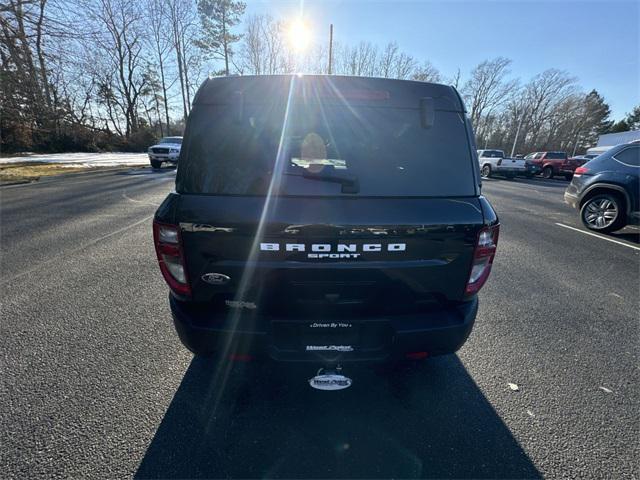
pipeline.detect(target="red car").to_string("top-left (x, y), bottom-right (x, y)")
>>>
top-left (524, 151), bottom-right (581, 180)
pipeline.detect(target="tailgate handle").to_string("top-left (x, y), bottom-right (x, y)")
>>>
top-left (420, 97), bottom-right (435, 129)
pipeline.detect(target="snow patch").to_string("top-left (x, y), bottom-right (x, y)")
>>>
top-left (0, 152), bottom-right (149, 167)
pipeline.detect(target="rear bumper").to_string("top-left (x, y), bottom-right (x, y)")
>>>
top-left (170, 295), bottom-right (478, 363)
top-left (564, 191), bottom-right (579, 209)
top-left (496, 167), bottom-right (525, 175)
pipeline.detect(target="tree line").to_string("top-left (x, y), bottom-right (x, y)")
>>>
top-left (1, 0), bottom-right (638, 154)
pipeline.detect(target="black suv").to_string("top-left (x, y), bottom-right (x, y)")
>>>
top-left (153, 75), bottom-right (499, 374)
top-left (565, 143), bottom-right (639, 233)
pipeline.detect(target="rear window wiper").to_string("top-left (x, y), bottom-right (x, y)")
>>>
top-left (286, 164), bottom-right (360, 194)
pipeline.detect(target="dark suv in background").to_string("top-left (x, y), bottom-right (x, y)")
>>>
top-left (153, 75), bottom-right (499, 382)
top-left (564, 143), bottom-right (639, 233)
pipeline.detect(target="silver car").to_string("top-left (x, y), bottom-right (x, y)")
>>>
top-left (148, 136), bottom-right (183, 169)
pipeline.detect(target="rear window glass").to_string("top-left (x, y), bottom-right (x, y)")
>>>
top-left (177, 101), bottom-right (476, 197)
top-left (546, 152), bottom-right (567, 159)
top-left (482, 150), bottom-right (504, 158)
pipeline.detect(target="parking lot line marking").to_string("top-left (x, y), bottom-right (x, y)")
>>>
top-left (555, 223), bottom-right (640, 251)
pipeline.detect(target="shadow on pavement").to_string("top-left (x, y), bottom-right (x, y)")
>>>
top-left (508, 177), bottom-right (569, 188)
top-left (119, 166), bottom-right (177, 176)
top-left (135, 355), bottom-right (539, 479)
top-left (609, 230), bottom-right (640, 244)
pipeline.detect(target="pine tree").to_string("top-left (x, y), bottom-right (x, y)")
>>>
top-left (624, 105), bottom-right (640, 130)
top-left (195, 0), bottom-right (246, 76)
top-left (584, 90), bottom-right (613, 134)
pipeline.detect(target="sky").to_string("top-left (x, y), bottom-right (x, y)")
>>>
top-left (244, 0), bottom-right (639, 121)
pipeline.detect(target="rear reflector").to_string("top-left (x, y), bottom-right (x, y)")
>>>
top-left (465, 224), bottom-right (499, 296)
top-left (153, 220), bottom-right (191, 296)
top-left (405, 351), bottom-right (429, 360)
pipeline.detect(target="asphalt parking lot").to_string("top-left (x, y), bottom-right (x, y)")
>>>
top-left (1, 168), bottom-right (638, 479)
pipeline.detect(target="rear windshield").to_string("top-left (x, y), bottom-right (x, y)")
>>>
top-left (546, 151), bottom-right (567, 159)
top-left (482, 150), bottom-right (504, 158)
top-left (177, 97), bottom-right (476, 197)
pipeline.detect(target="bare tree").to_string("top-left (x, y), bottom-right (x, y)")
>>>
top-left (378, 41), bottom-right (400, 78)
top-left (520, 69), bottom-right (578, 150)
top-left (462, 57), bottom-right (518, 129)
top-left (447, 68), bottom-right (462, 89)
top-left (166, 0), bottom-right (200, 121)
top-left (411, 61), bottom-right (441, 83)
top-left (146, 0), bottom-right (173, 132)
top-left (336, 41), bottom-right (378, 76)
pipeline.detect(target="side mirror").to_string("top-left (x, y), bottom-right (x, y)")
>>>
top-left (233, 91), bottom-right (244, 123)
top-left (420, 97), bottom-right (435, 129)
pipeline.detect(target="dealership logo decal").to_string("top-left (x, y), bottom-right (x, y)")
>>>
top-left (260, 242), bottom-right (406, 259)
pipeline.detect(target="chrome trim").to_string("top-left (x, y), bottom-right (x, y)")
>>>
top-left (179, 223), bottom-right (235, 233)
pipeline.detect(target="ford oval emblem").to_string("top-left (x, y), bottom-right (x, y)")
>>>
top-left (309, 373), bottom-right (352, 391)
top-left (201, 273), bottom-right (230, 285)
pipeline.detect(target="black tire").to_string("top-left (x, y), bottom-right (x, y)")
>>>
top-left (481, 164), bottom-right (492, 178)
top-left (506, 174), bottom-right (516, 180)
top-left (542, 166), bottom-right (554, 179)
top-left (525, 173), bottom-right (534, 179)
top-left (564, 174), bottom-right (573, 181)
top-left (151, 160), bottom-right (162, 169)
top-left (580, 193), bottom-right (627, 234)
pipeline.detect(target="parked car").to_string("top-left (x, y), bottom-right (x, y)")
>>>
top-left (148, 136), bottom-right (183, 169)
top-left (523, 159), bottom-right (542, 178)
top-left (477, 149), bottom-right (526, 179)
top-left (153, 75), bottom-right (499, 387)
top-left (525, 151), bottom-right (578, 179)
top-left (564, 143), bottom-right (639, 233)
top-left (571, 154), bottom-right (598, 164)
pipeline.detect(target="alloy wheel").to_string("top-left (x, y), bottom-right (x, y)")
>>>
top-left (583, 197), bottom-right (618, 229)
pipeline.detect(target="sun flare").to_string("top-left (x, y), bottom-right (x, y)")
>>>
top-left (287, 19), bottom-right (312, 52)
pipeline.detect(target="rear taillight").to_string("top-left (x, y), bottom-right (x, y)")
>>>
top-left (574, 166), bottom-right (589, 175)
top-left (153, 220), bottom-right (191, 296)
top-left (465, 225), bottom-right (499, 296)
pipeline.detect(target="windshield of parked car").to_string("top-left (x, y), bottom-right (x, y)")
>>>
top-left (159, 137), bottom-right (182, 144)
top-left (178, 101), bottom-right (476, 197)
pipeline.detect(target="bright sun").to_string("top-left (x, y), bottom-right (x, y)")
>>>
top-left (287, 19), bottom-right (312, 52)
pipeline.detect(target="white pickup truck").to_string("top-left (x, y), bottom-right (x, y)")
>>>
top-left (477, 149), bottom-right (526, 179)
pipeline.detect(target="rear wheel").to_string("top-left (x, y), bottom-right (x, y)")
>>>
top-left (481, 164), bottom-right (492, 178)
top-left (542, 166), bottom-right (554, 179)
top-left (564, 174), bottom-right (573, 181)
top-left (580, 193), bottom-right (626, 233)
top-left (151, 160), bottom-right (162, 169)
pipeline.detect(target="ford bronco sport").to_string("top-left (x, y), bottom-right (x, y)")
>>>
top-left (153, 75), bottom-right (499, 381)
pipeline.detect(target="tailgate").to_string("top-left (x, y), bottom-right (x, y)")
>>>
top-left (171, 194), bottom-right (485, 316)
top-left (501, 159), bottom-right (526, 170)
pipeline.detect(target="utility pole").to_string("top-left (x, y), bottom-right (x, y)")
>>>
top-left (511, 107), bottom-right (524, 157)
top-left (328, 24), bottom-right (333, 74)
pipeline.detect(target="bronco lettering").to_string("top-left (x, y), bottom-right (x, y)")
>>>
top-left (260, 243), bottom-right (406, 253)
